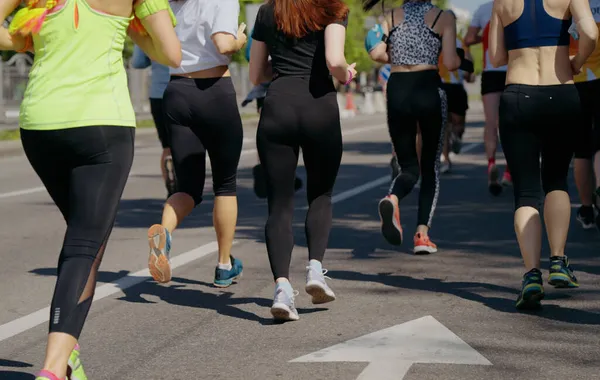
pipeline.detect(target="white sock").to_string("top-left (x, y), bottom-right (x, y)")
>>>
top-left (218, 261), bottom-right (232, 270)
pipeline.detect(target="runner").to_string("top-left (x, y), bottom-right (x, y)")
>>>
top-left (363, 0), bottom-right (468, 254)
top-left (1, 0), bottom-right (179, 378)
top-left (465, 0), bottom-right (511, 196)
top-left (242, 23), bottom-right (303, 199)
top-left (146, 0), bottom-right (246, 288)
top-left (569, 0), bottom-right (600, 230)
top-left (439, 31), bottom-right (475, 173)
top-left (130, 45), bottom-right (177, 197)
top-left (249, 0), bottom-right (354, 321)
top-left (489, 0), bottom-right (596, 309)
top-left (365, 23), bottom-right (400, 179)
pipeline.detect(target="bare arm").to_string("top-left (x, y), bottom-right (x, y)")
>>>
top-left (488, 1), bottom-right (508, 68)
top-left (0, 0), bottom-right (28, 51)
top-left (368, 19), bottom-right (390, 64)
top-left (441, 11), bottom-right (461, 71)
top-left (571, 0), bottom-right (598, 71)
top-left (210, 1), bottom-right (246, 55)
top-left (212, 29), bottom-right (246, 55)
top-left (464, 26), bottom-right (482, 47)
top-left (249, 39), bottom-right (272, 85)
top-left (325, 23), bottom-right (356, 83)
top-left (129, 8), bottom-right (181, 68)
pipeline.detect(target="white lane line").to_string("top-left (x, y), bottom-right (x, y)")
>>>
top-left (0, 124), bottom-right (385, 201)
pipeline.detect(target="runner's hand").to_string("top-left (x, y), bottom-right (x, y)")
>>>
top-left (347, 62), bottom-right (357, 82)
top-left (237, 23), bottom-right (248, 49)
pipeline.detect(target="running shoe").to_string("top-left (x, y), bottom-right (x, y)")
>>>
top-left (378, 195), bottom-right (403, 245)
top-left (147, 224), bottom-right (172, 283)
top-left (450, 132), bottom-right (462, 154)
top-left (548, 255), bottom-right (579, 288)
top-left (67, 344), bottom-right (87, 380)
top-left (440, 160), bottom-right (452, 174)
top-left (164, 155), bottom-right (177, 197)
top-left (36, 371), bottom-right (62, 380)
top-left (413, 232), bottom-right (438, 254)
top-left (516, 268), bottom-right (544, 310)
top-left (390, 156), bottom-right (401, 180)
top-left (576, 206), bottom-right (596, 230)
top-left (271, 286), bottom-right (300, 321)
top-left (252, 164), bottom-right (267, 199)
top-left (213, 256), bottom-right (243, 288)
top-left (501, 168), bottom-right (512, 186)
top-left (488, 161), bottom-right (502, 196)
top-left (305, 266), bottom-right (336, 304)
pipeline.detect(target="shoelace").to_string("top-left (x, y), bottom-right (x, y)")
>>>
top-left (306, 267), bottom-right (332, 281)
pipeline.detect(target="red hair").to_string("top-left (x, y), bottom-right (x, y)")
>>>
top-left (270, 0), bottom-right (349, 38)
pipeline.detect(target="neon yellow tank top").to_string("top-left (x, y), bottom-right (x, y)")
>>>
top-left (20, 0), bottom-right (136, 130)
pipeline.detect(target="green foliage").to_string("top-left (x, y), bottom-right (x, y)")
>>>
top-left (344, 0), bottom-right (372, 72)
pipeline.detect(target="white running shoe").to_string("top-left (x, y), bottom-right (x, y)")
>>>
top-left (305, 266), bottom-right (336, 304)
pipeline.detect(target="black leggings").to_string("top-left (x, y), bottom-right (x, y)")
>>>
top-left (499, 84), bottom-right (579, 210)
top-left (150, 98), bottom-right (169, 149)
top-left (20, 126), bottom-right (134, 339)
top-left (164, 76), bottom-right (243, 205)
top-left (387, 70), bottom-right (447, 228)
top-left (257, 77), bottom-right (342, 280)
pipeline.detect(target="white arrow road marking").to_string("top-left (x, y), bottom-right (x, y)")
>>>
top-left (291, 315), bottom-right (492, 380)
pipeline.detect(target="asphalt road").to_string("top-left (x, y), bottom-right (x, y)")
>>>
top-left (0, 111), bottom-right (599, 380)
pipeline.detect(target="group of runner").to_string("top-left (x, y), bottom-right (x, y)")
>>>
top-left (0, 0), bottom-right (598, 378)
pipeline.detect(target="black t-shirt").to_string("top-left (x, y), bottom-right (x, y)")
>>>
top-left (251, 3), bottom-right (348, 79)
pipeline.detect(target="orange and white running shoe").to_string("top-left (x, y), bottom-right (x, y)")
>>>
top-left (413, 232), bottom-right (438, 254)
top-left (378, 195), bottom-right (403, 245)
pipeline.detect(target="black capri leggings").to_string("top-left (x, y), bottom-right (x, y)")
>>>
top-left (257, 76), bottom-right (342, 280)
top-left (164, 76), bottom-right (243, 205)
top-left (21, 126), bottom-right (134, 339)
top-left (150, 98), bottom-right (169, 149)
top-left (387, 70), bottom-right (447, 228)
top-left (499, 84), bottom-right (580, 210)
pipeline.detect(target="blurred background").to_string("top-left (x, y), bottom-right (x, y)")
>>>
top-left (0, 0), bottom-right (486, 134)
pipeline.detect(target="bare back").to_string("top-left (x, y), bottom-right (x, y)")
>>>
top-left (497, 0), bottom-right (573, 85)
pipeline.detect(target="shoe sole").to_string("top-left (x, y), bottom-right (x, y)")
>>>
top-left (271, 303), bottom-right (299, 321)
top-left (147, 224), bottom-right (172, 284)
top-left (378, 198), bottom-right (403, 246)
top-left (548, 273), bottom-right (579, 288)
top-left (576, 215), bottom-right (595, 230)
top-left (516, 289), bottom-right (544, 310)
top-left (305, 282), bottom-right (336, 304)
top-left (213, 271), bottom-right (243, 288)
top-left (413, 245), bottom-right (438, 255)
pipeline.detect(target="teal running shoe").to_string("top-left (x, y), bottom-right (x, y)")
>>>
top-left (548, 255), bottom-right (579, 288)
top-left (213, 256), bottom-right (243, 288)
top-left (516, 268), bottom-right (544, 310)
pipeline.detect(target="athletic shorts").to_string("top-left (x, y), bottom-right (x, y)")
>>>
top-left (574, 79), bottom-right (600, 158)
top-left (481, 71), bottom-right (507, 95)
top-left (440, 83), bottom-right (468, 117)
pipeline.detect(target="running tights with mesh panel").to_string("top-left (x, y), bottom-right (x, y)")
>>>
top-left (257, 76), bottom-right (342, 280)
top-left (21, 126), bottom-right (134, 339)
top-left (499, 84), bottom-right (579, 210)
top-left (387, 70), bottom-right (447, 228)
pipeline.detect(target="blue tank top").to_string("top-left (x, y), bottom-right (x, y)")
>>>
top-left (504, 0), bottom-right (571, 51)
